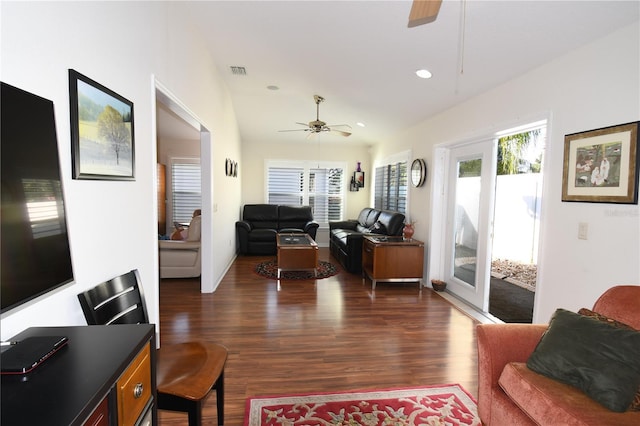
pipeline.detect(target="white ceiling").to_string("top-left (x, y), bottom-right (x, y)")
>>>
top-left (159, 1), bottom-right (639, 146)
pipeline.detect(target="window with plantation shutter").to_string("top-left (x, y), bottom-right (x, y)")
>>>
top-left (309, 167), bottom-right (343, 224)
top-left (266, 161), bottom-right (345, 227)
top-left (268, 167), bottom-right (304, 205)
top-left (171, 161), bottom-right (201, 224)
top-left (374, 161), bottom-right (408, 213)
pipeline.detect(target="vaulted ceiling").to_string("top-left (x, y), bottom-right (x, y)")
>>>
top-left (161, 1), bottom-right (639, 146)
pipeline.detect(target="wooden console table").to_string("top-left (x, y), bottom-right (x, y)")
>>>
top-left (362, 235), bottom-right (425, 289)
top-left (1, 325), bottom-right (156, 425)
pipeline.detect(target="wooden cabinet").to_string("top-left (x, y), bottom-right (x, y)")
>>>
top-left (362, 235), bottom-right (425, 289)
top-left (84, 397), bottom-right (110, 426)
top-left (1, 325), bottom-right (156, 426)
top-left (116, 342), bottom-right (153, 425)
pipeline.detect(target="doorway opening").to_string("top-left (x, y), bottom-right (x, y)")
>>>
top-left (488, 123), bottom-right (546, 323)
top-left (154, 79), bottom-right (214, 293)
top-left (429, 119), bottom-right (547, 324)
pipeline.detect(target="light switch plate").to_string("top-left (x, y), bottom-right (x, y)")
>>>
top-left (578, 222), bottom-right (588, 240)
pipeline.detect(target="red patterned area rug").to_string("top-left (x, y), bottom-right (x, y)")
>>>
top-left (244, 384), bottom-right (480, 425)
top-left (254, 259), bottom-right (338, 280)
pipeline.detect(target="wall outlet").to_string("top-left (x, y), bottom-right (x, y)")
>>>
top-left (578, 222), bottom-right (588, 240)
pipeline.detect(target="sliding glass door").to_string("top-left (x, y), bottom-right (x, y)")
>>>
top-left (443, 140), bottom-right (497, 310)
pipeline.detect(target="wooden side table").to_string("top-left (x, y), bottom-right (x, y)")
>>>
top-left (362, 235), bottom-right (425, 289)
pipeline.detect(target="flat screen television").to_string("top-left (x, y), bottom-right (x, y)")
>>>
top-left (1, 82), bottom-right (74, 314)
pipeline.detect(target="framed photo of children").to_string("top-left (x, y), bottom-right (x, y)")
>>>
top-left (69, 69), bottom-right (135, 180)
top-left (562, 121), bottom-right (639, 204)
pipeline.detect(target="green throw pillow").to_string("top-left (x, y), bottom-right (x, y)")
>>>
top-left (578, 308), bottom-right (640, 411)
top-left (527, 308), bottom-right (640, 412)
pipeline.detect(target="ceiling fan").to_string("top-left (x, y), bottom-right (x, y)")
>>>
top-left (279, 95), bottom-right (352, 138)
top-left (408, 0), bottom-right (442, 27)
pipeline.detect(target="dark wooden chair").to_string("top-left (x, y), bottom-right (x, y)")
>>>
top-left (77, 269), bottom-right (227, 426)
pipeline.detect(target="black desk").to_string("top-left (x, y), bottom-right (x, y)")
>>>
top-left (1, 325), bottom-right (156, 426)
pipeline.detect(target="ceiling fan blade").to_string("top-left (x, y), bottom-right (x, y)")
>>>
top-left (331, 129), bottom-right (352, 137)
top-left (278, 128), bottom-right (310, 133)
top-left (408, 0), bottom-right (442, 28)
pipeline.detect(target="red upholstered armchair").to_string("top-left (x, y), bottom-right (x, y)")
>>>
top-left (477, 285), bottom-right (640, 425)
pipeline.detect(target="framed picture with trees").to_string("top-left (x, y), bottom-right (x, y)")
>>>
top-left (69, 69), bottom-right (135, 180)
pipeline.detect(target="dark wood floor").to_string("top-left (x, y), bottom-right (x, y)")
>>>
top-left (158, 248), bottom-right (480, 425)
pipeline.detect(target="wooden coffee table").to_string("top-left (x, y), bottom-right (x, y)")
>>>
top-left (276, 233), bottom-right (318, 279)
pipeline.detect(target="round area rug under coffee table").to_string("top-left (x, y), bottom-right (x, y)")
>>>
top-left (254, 259), bottom-right (338, 280)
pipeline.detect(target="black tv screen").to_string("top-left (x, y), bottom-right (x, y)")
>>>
top-left (1, 82), bottom-right (74, 314)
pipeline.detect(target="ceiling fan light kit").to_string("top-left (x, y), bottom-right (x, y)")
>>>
top-left (279, 95), bottom-right (352, 138)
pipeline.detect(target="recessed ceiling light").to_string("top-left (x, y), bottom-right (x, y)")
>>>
top-left (356, 122), bottom-right (365, 128)
top-left (416, 69), bottom-right (433, 79)
top-left (266, 85), bottom-right (279, 90)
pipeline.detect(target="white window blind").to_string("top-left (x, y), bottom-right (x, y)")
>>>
top-left (266, 161), bottom-right (345, 226)
top-left (171, 162), bottom-right (201, 223)
top-left (267, 167), bottom-right (304, 205)
top-left (374, 161), bottom-right (407, 213)
top-left (309, 168), bottom-right (343, 224)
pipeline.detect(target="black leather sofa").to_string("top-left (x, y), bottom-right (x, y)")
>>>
top-left (235, 204), bottom-right (319, 255)
top-left (329, 207), bottom-right (406, 273)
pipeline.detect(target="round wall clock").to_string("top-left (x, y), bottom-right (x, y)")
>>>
top-left (411, 158), bottom-right (427, 187)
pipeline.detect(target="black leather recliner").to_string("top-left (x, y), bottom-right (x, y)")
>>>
top-left (235, 204), bottom-right (319, 255)
top-left (329, 207), bottom-right (405, 273)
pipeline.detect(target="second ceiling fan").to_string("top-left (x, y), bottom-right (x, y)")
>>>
top-left (279, 95), bottom-right (351, 138)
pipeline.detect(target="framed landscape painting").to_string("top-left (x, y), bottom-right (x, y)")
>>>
top-left (69, 69), bottom-right (135, 180)
top-left (562, 121), bottom-right (639, 204)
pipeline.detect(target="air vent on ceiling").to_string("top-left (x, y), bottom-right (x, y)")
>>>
top-left (230, 66), bottom-right (247, 76)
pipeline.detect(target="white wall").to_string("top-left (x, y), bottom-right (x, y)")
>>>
top-left (493, 174), bottom-right (542, 264)
top-left (376, 22), bottom-right (640, 322)
top-left (0, 2), bottom-right (242, 340)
